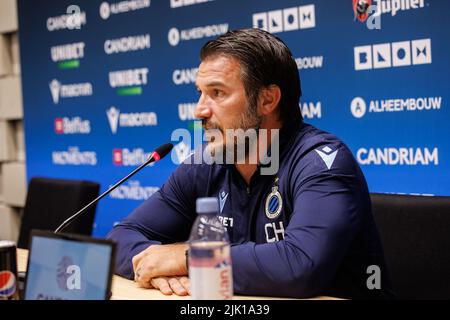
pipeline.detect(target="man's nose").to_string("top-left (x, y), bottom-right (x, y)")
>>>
top-left (194, 98), bottom-right (211, 119)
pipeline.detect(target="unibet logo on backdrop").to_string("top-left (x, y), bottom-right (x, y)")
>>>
top-left (108, 68), bottom-right (149, 95)
top-left (106, 106), bottom-right (157, 134)
top-left (170, 0), bottom-right (213, 8)
top-left (55, 117), bottom-right (91, 134)
top-left (50, 42), bottom-right (85, 70)
top-left (253, 5), bottom-right (315, 34)
top-left (351, 96), bottom-right (442, 118)
top-left (168, 24), bottom-right (228, 46)
top-left (99, 0), bottom-right (151, 20)
top-left (49, 79), bottom-right (93, 104)
top-left (354, 38), bottom-right (431, 70)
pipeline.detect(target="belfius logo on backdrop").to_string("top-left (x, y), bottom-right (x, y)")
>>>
top-left (112, 148), bottom-right (155, 166)
top-left (55, 117), bottom-right (91, 134)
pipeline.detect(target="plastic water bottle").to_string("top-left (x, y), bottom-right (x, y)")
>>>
top-left (188, 197), bottom-right (233, 300)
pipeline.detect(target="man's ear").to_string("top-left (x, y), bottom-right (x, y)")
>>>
top-left (258, 85), bottom-right (281, 116)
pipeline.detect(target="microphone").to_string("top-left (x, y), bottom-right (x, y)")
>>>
top-left (54, 143), bottom-right (173, 233)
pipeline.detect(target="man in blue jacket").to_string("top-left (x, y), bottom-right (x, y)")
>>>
top-left (107, 28), bottom-right (393, 299)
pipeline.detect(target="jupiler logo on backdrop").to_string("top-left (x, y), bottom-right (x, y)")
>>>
top-left (351, 96), bottom-right (442, 118)
top-left (106, 106), bottom-right (158, 134)
top-left (55, 117), bottom-right (91, 134)
top-left (357, 147), bottom-right (438, 166)
top-left (354, 38), bottom-right (432, 70)
top-left (354, 0), bottom-right (427, 22)
top-left (109, 180), bottom-right (159, 200)
top-left (108, 68), bottom-right (149, 95)
top-left (100, 0), bottom-right (151, 20)
top-left (253, 4), bottom-right (316, 34)
top-left (168, 23), bottom-right (228, 46)
top-left (49, 79), bottom-right (93, 104)
top-left (50, 42), bottom-right (85, 70)
top-left (170, 0), bottom-right (213, 9)
top-left (104, 34), bottom-right (150, 55)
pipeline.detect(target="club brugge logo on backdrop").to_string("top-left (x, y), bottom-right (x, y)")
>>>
top-left (353, 0), bottom-right (372, 22)
top-left (265, 178), bottom-right (282, 219)
top-left (0, 271), bottom-right (16, 298)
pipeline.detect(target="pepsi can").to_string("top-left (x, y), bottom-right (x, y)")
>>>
top-left (0, 241), bottom-right (19, 300)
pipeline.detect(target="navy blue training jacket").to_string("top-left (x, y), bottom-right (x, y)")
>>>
top-left (107, 121), bottom-right (394, 299)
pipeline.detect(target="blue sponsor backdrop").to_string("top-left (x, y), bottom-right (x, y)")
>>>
top-left (17, 0), bottom-right (450, 236)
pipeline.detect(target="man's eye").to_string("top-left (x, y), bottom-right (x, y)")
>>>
top-left (214, 89), bottom-right (222, 97)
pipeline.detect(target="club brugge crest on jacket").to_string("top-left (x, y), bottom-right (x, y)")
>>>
top-left (353, 0), bottom-right (372, 22)
top-left (0, 271), bottom-right (16, 298)
top-left (265, 177), bottom-right (283, 219)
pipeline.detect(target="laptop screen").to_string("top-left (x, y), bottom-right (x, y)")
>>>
top-left (24, 230), bottom-right (115, 300)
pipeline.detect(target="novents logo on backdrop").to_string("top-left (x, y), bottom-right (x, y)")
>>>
top-left (106, 106), bottom-right (157, 134)
top-left (108, 68), bottom-right (149, 95)
top-left (52, 147), bottom-right (97, 166)
top-left (253, 4), bottom-right (316, 33)
top-left (49, 79), bottom-right (93, 104)
top-left (50, 42), bottom-right (85, 70)
top-left (109, 180), bottom-right (159, 200)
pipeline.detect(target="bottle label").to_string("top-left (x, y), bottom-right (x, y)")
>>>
top-left (189, 264), bottom-right (233, 300)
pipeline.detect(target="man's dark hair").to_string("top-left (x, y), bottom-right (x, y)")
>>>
top-left (200, 28), bottom-right (303, 124)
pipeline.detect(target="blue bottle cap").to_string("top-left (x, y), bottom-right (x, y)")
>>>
top-left (196, 197), bottom-right (219, 214)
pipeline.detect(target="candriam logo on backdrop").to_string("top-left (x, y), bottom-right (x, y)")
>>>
top-left (50, 42), bottom-right (85, 70)
top-left (253, 4), bottom-right (315, 34)
top-left (55, 117), bottom-right (91, 134)
top-left (354, 38), bottom-right (432, 70)
top-left (350, 96), bottom-right (442, 118)
top-left (47, 10), bottom-right (87, 31)
top-left (172, 68), bottom-right (198, 85)
top-left (108, 68), bottom-right (149, 95)
top-left (104, 34), bottom-right (150, 55)
top-left (168, 23), bottom-right (228, 46)
top-left (106, 106), bottom-right (158, 134)
top-left (296, 55), bottom-right (324, 70)
top-left (357, 147), bottom-right (438, 166)
top-left (49, 79), bottom-right (93, 104)
top-left (99, 0), bottom-right (151, 20)
top-left (52, 147), bottom-right (97, 166)
top-left (112, 148), bottom-right (155, 166)
top-left (170, 0), bottom-right (213, 9)
top-left (109, 180), bottom-right (159, 200)
top-left (300, 101), bottom-right (322, 119)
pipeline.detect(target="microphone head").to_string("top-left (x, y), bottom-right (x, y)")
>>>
top-left (152, 143), bottom-right (173, 162)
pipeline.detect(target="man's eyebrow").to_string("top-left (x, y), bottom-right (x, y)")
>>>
top-left (196, 81), bottom-right (228, 88)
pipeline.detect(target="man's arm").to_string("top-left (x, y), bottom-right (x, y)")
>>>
top-left (106, 163), bottom-right (198, 279)
top-left (231, 149), bottom-right (365, 298)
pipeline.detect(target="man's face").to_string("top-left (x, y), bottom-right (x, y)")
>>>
top-left (194, 55), bottom-right (262, 158)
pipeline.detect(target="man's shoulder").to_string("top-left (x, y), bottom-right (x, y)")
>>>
top-left (288, 123), bottom-right (360, 176)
